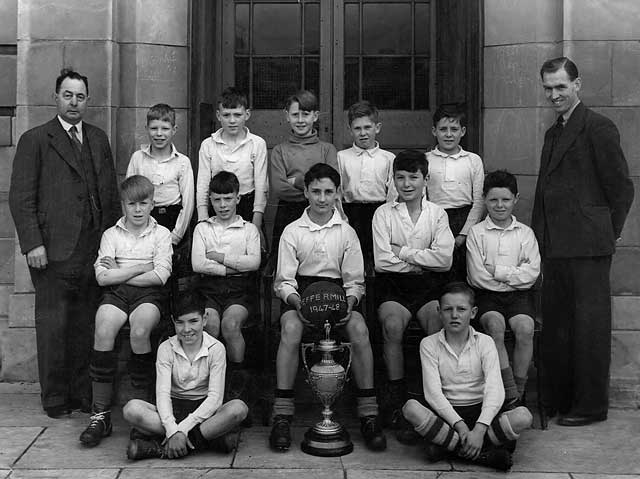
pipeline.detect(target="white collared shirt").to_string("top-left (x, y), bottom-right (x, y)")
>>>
top-left (126, 144), bottom-right (195, 244)
top-left (466, 215), bottom-right (541, 291)
top-left (421, 327), bottom-right (504, 427)
top-left (94, 216), bottom-right (173, 284)
top-left (191, 215), bottom-right (261, 276)
top-left (57, 115), bottom-right (83, 143)
top-left (372, 196), bottom-right (454, 273)
top-left (337, 143), bottom-right (396, 203)
top-left (274, 208), bottom-right (365, 302)
top-left (196, 128), bottom-right (268, 219)
top-left (426, 147), bottom-right (485, 236)
top-left (155, 332), bottom-right (226, 438)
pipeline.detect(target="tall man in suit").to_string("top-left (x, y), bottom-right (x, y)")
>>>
top-left (532, 57), bottom-right (634, 426)
top-left (9, 69), bottom-right (120, 418)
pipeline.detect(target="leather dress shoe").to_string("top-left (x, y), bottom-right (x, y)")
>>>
top-left (557, 413), bottom-right (607, 426)
top-left (45, 405), bottom-right (71, 418)
top-left (69, 397), bottom-right (92, 413)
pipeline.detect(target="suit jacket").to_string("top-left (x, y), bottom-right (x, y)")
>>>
top-left (9, 117), bottom-right (120, 262)
top-left (532, 102), bottom-right (634, 258)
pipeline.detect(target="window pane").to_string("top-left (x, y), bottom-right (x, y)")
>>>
top-left (253, 4), bottom-right (300, 55)
top-left (235, 4), bottom-right (250, 54)
top-left (363, 3), bottom-right (411, 55)
top-left (304, 3), bottom-right (320, 54)
top-left (253, 58), bottom-right (301, 109)
top-left (363, 57), bottom-right (410, 109)
top-left (235, 58), bottom-right (250, 103)
top-left (415, 56), bottom-right (429, 109)
top-left (304, 57), bottom-right (320, 100)
top-left (344, 56), bottom-right (359, 108)
top-left (344, 3), bottom-right (359, 55)
top-left (415, 3), bottom-right (430, 55)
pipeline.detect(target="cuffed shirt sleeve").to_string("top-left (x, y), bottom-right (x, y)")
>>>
top-left (477, 336), bottom-right (505, 426)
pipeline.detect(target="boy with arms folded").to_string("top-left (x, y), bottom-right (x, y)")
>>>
top-left (402, 282), bottom-right (532, 471)
top-left (123, 291), bottom-right (248, 460)
top-left (80, 175), bottom-right (173, 447)
top-left (337, 100), bottom-right (395, 258)
top-left (192, 171), bottom-right (261, 401)
top-left (372, 149), bottom-right (454, 442)
top-left (466, 170), bottom-right (540, 408)
top-left (269, 163), bottom-right (386, 452)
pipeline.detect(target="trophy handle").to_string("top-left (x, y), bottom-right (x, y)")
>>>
top-left (301, 342), bottom-right (315, 375)
top-left (339, 342), bottom-right (353, 378)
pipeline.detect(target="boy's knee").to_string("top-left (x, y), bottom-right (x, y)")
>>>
top-left (123, 399), bottom-right (143, 422)
top-left (380, 315), bottom-right (406, 341)
top-left (280, 314), bottom-right (303, 342)
top-left (511, 315), bottom-right (535, 340)
top-left (129, 325), bottom-right (152, 342)
top-left (507, 406), bottom-right (533, 431)
top-left (345, 313), bottom-right (370, 343)
top-left (221, 316), bottom-right (244, 338)
top-left (227, 399), bottom-right (249, 422)
top-left (402, 399), bottom-right (424, 423)
top-left (481, 313), bottom-right (506, 338)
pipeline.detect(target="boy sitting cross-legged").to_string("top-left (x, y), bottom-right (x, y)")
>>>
top-left (402, 282), bottom-right (532, 471)
top-left (269, 163), bottom-right (386, 452)
top-left (372, 149), bottom-right (454, 443)
top-left (80, 175), bottom-right (173, 447)
top-left (466, 170), bottom-right (540, 409)
top-left (191, 171), bottom-right (261, 402)
top-left (123, 291), bottom-right (248, 460)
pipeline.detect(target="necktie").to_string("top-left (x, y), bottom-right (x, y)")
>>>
top-left (69, 125), bottom-right (82, 153)
top-left (549, 116), bottom-right (564, 156)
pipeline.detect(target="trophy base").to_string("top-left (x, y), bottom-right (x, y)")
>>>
top-left (301, 423), bottom-right (353, 457)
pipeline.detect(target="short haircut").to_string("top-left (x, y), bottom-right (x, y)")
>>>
top-left (439, 281), bottom-right (476, 306)
top-left (174, 290), bottom-right (205, 319)
top-left (347, 100), bottom-right (380, 125)
top-left (304, 162), bottom-right (341, 189)
top-left (393, 149), bottom-right (429, 177)
top-left (120, 175), bottom-right (154, 202)
top-left (55, 68), bottom-right (89, 94)
top-left (540, 57), bottom-right (579, 81)
top-left (209, 170), bottom-right (240, 195)
top-left (483, 169), bottom-right (518, 196)
top-left (432, 103), bottom-right (466, 128)
top-left (217, 86), bottom-right (249, 109)
top-left (147, 103), bottom-right (176, 126)
top-left (285, 89), bottom-right (318, 112)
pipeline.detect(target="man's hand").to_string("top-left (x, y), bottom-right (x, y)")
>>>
top-left (390, 243), bottom-right (402, 257)
top-left (164, 431), bottom-right (193, 459)
top-left (455, 235), bottom-right (467, 249)
top-left (99, 256), bottom-right (118, 269)
top-left (335, 296), bottom-right (357, 327)
top-left (26, 245), bottom-right (48, 269)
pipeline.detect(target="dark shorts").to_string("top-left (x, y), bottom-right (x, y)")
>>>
top-left (152, 205), bottom-right (182, 232)
top-left (198, 274), bottom-right (255, 318)
top-left (172, 397), bottom-right (207, 423)
top-left (100, 284), bottom-right (166, 315)
top-left (343, 202), bottom-right (383, 259)
top-left (280, 275), bottom-right (358, 342)
top-left (445, 205), bottom-right (472, 282)
top-left (474, 289), bottom-right (536, 330)
top-left (375, 272), bottom-right (446, 315)
top-left (271, 200), bottom-right (307, 255)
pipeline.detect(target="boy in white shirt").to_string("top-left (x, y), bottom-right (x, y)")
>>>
top-left (372, 149), bottom-right (454, 442)
top-left (269, 163), bottom-right (386, 453)
top-left (80, 175), bottom-right (173, 448)
top-left (196, 87), bottom-right (268, 238)
top-left (337, 101), bottom-right (395, 258)
top-left (192, 171), bottom-right (261, 402)
top-left (402, 282), bottom-right (532, 471)
top-left (126, 103), bottom-right (194, 247)
top-left (123, 291), bottom-right (248, 460)
top-left (466, 170), bottom-right (540, 408)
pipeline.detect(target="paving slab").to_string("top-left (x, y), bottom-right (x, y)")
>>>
top-left (513, 409), bottom-right (640, 475)
top-left (347, 471), bottom-right (440, 479)
top-left (0, 426), bottom-right (42, 468)
top-left (233, 427), bottom-right (342, 469)
top-left (440, 473), bottom-right (570, 479)
top-left (0, 393), bottom-right (55, 427)
top-left (9, 470), bottom-right (119, 479)
top-left (0, 470), bottom-right (9, 479)
top-left (202, 470), bottom-right (344, 479)
top-left (573, 475), bottom-right (640, 479)
top-left (119, 469), bottom-right (208, 479)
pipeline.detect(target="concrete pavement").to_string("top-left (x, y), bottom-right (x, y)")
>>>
top-left (1, 382), bottom-right (639, 479)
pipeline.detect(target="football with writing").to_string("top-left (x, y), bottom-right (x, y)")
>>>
top-left (300, 281), bottom-right (349, 330)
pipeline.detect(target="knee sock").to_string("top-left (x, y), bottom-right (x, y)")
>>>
top-left (89, 349), bottom-right (117, 412)
top-left (388, 378), bottom-right (408, 409)
top-left (356, 388), bottom-right (379, 418)
top-left (413, 408), bottom-right (460, 452)
top-left (272, 389), bottom-right (295, 419)
top-left (501, 367), bottom-right (519, 402)
top-left (129, 352), bottom-right (154, 389)
top-left (487, 412), bottom-right (520, 445)
top-left (514, 375), bottom-right (528, 398)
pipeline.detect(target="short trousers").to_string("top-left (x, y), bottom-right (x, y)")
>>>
top-left (343, 202), bottom-right (383, 259)
top-left (100, 284), bottom-right (166, 315)
top-left (473, 289), bottom-right (536, 330)
top-left (375, 272), bottom-right (446, 315)
top-left (198, 274), bottom-right (255, 318)
top-left (152, 205), bottom-right (182, 232)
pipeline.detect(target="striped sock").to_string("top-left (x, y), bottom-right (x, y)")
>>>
top-left (356, 388), bottom-right (379, 417)
top-left (501, 367), bottom-right (519, 402)
top-left (272, 389), bottom-right (295, 418)
top-left (487, 412), bottom-right (520, 445)
top-left (414, 410), bottom-right (460, 452)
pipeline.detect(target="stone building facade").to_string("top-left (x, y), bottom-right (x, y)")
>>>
top-left (0, 0), bottom-right (638, 407)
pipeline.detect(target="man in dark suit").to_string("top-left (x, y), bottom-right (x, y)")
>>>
top-left (532, 57), bottom-right (634, 426)
top-left (9, 69), bottom-right (120, 418)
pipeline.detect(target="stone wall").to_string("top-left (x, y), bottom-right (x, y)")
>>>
top-left (483, 0), bottom-right (640, 407)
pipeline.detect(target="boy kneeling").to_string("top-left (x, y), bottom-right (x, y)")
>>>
top-left (402, 282), bottom-right (532, 471)
top-left (123, 291), bottom-right (248, 460)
